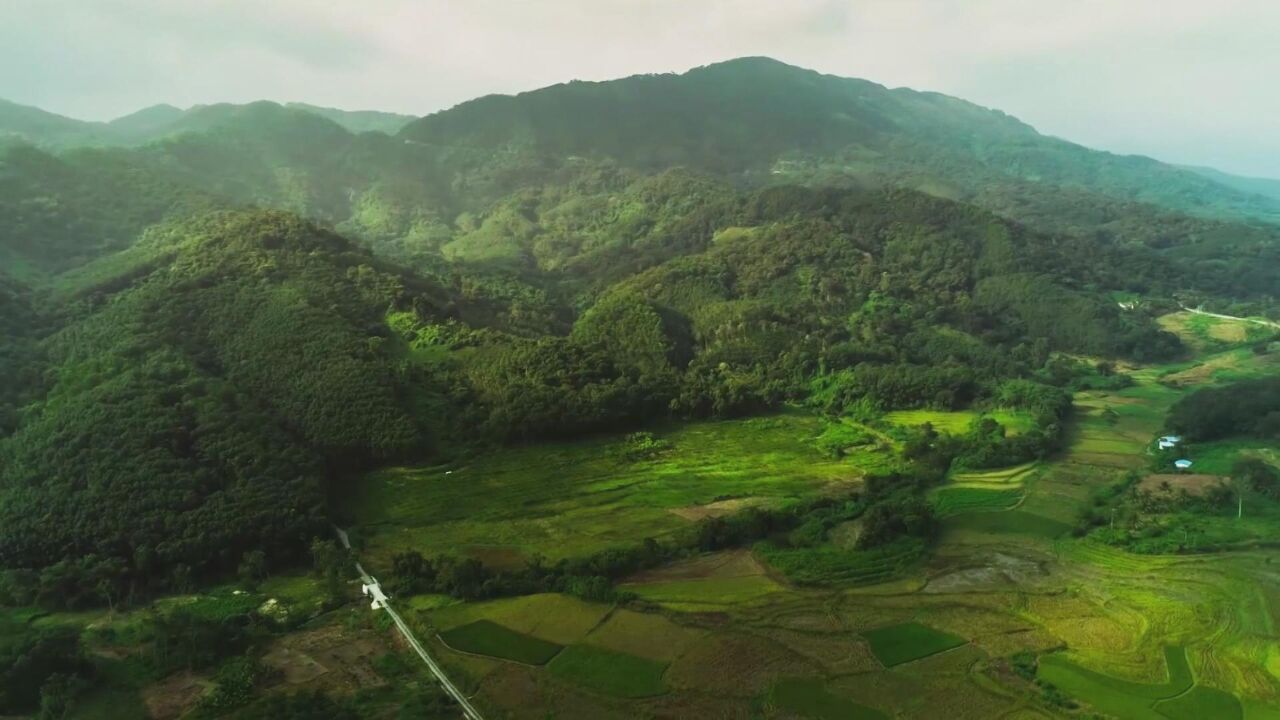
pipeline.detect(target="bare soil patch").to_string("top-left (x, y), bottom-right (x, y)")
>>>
top-left (1140, 474), bottom-right (1226, 497)
top-left (623, 549), bottom-right (765, 584)
top-left (668, 497), bottom-right (760, 521)
top-left (141, 671), bottom-right (211, 720)
top-left (261, 623), bottom-right (388, 694)
top-left (666, 633), bottom-right (820, 696)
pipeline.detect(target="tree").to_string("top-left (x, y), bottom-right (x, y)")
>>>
top-left (238, 550), bottom-right (267, 590)
top-left (310, 539), bottom-right (348, 604)
top-left (1233, 458), bottom-right (1280, 506)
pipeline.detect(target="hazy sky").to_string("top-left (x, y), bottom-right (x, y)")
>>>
top-left (3, 0), bottom-right (1277, 177)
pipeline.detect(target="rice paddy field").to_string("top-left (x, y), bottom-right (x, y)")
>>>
top-left (355, 314), bottom-right (1280, 719)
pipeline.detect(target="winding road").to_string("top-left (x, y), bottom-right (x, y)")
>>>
top-left (334, 527), bottom-right (484, 720)
top-left (1179, 304), bottom-right (1280, 330)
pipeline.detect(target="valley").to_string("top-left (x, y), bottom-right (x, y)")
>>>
top-left (326, 311), bottom-right (1277, 719)
top-left (1, 56), bottom-right (1279, 720)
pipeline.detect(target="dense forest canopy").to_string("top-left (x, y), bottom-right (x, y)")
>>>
top-left (1, 57), bottom-right (1278, 598)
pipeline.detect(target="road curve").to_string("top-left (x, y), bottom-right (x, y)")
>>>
top-left (334, 527), bottom-right (484, 720)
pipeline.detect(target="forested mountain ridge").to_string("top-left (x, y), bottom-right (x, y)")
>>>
top-left (1, 57), bottom-right (1279, 601)
top-left (0, 211), bottom-right (456, 597)
top-left (0, 97), bottom-right (411, 152)
top-left (402, 57), bottom-right (1280, 224)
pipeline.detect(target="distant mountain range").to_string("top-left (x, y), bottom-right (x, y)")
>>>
top-left (1180, 164), bottom-right (1280, 203)
top-left (0, 97), bottom-right (413, 148)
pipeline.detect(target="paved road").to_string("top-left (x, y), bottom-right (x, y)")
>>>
top-left (334, 528), bottom-right (484, 720)
top-left (1180, 305), bottom-right (1280, 330)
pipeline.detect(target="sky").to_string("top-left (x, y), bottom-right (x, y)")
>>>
top-left (2, 0), bottom-right (1277, 178)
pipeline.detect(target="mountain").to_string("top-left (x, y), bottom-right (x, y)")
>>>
top-left (285, 102), bottom-right (415, 134)
top-left (402, 57), bottom-right (1280, 224)
top-left (104, 103), bottom-right (185, 140)
top-left (1182, 164), bottom-right (1280, 203)
top-left (0, 98), bottom-right (111, 147)
top-left (0, 211), bottom-right (454, 577)
top-left (0, 98), bottom-right (415, 152)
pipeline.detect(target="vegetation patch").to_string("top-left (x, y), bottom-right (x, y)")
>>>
top-left (437, 620), bottom-right (563, 665)
top-left (547, 644), bottom-right (667, 698)
top-left (861, 621), bottom-right (966, 667)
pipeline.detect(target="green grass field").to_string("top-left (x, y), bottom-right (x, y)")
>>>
top-left (861, 622), bottom-right (966, 667)
top-left (547, 644), bottom-right (668, 697)
top-left (883, 409), bottom-right (1035, 435)
top-left (1037, 646), bottom-right (1194, 720)
top-left (347, 410), bottom-right (895, 568)
top-left (437, 620), bottom-right (564, 665)
top-left (1155, 686), bottom-right (1244, 720)
top-left (940, 509), bottom-right (1070, 539)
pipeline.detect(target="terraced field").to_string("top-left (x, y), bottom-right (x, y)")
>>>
top-left (347, 410), bottom-right (896, 568)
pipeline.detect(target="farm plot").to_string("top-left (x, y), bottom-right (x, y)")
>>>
top-left (438, 620), bottom-right (563, 665)
top-left (430, 593), bottom-right (610, 645)
top-left (768, 678), bottom-right (889, 719)
top-left (547, 644), bottom-right (668, 698)
top-left (861, 621), bottom-right (967, 667)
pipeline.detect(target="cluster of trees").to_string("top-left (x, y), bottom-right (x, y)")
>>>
top-left (0, 624), bottom-right (91, 717)
top-left (1166, 377), bottom-right (1280, 441)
